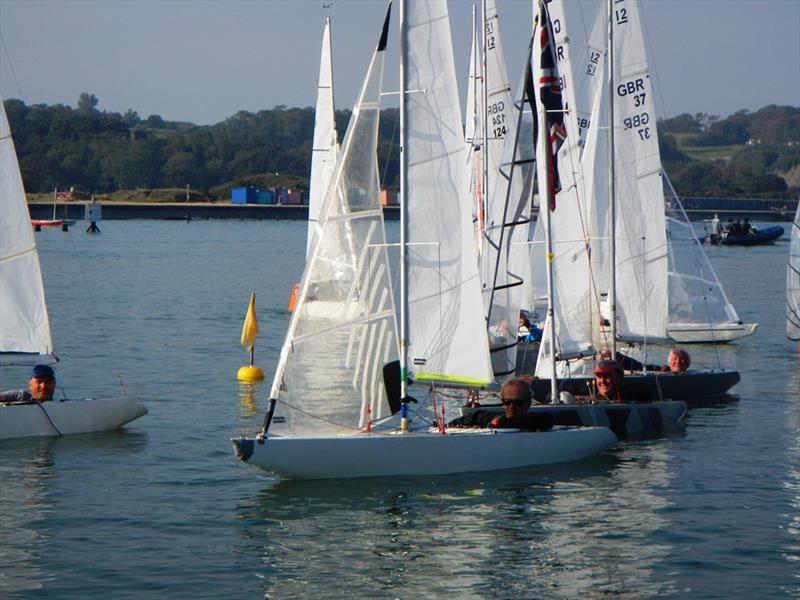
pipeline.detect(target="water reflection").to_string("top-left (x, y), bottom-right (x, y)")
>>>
top-left (0, 430), bottom-right (148, 596)
top-left (238, 382), bottom-right (262, 419)
top-left (0, 438), bottom-right (58, 594)
top-left (232, 457), bottom-right (666, 597)
top-left (782, 370), bottom-right (800, 596)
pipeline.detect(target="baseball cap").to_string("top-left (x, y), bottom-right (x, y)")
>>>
top-left (31, 364), bottom-right (56, 380)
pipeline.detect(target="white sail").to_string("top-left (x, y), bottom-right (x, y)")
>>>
top-left (269, 8), bottom-right (398, 434)
top-left (478, 0), bottom-right (530, 379)
top-left (533, 0), bottom-right (597, 378)
top-left (663, 174), bottom-right (747, 337)
top-left (788, 202), bottom-right (800, 340)
top-left (404, 0), bottom-right (493, 386)
top-left (307, 17), bottom-right (340, 258)
top-left (0, 100), bottom-right (53, 358)
top-left (608, 0), bottom-right (668, 343)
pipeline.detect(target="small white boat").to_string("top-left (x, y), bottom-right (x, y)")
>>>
top-left (667, 321), bottom-right (758, 344)
top-left (0, 396), bottom-right (147, 440)
top-left (1, 99), bottom-right (147, 439)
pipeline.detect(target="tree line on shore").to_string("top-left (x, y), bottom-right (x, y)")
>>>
top-left (4, 95), bottom-right (799, 200)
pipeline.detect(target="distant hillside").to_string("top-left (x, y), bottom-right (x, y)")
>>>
top-left (4, 95), bottom-right (798, 200)
top-left (659, 105), bottom-right (800, 196)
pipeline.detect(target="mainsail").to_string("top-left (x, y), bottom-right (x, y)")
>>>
top-left (607, 0), bottom-right (669, 343)
top-left (269, 7), bottom-right (397, 434)
top-left (307, 17), bottom-right (340, 258)
top-left (0, 99), bottom-right (53, 359)
top-left (403, 0), bottom-right (493, 387)
top-left (466, 0), bottom-right (530, 379)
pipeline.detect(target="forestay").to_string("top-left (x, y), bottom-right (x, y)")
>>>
top-left (269, 8), bottom-right (397, 435)
top-left (0, 100), bottom-right (53, 359)
top-left (404, 0), bottom-right (493, 387)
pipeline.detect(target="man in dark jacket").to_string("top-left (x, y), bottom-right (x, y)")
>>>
top-left (448, 378), bottom-right (554, 431)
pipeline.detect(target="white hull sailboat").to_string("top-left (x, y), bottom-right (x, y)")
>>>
top-left (666, 322), bottom-right (758, 344)
top-left (0, 396), bottom-right (148, 440)
top-left (0, 99), bottom-right (146, 440)
top-left (232, 1), bottom-right (616, 480)
top-left (234, 424), bottom-right (615, 480)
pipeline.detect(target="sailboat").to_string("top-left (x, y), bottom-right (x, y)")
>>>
top-left (528, 0), bottom-right (739, 403)
top-left (30, 188), bottom-right (77, 231)
top-left (788, 202), bottom-right (800, 341)
top-left (231, 1), bottom-right (616, 480)
top-left (0, 99), bottom-right (147, 440)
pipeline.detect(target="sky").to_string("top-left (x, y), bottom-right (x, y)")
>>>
top-left (1, 0), bottom-right (798, 126)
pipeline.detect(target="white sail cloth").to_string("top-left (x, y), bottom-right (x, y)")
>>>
top-left (269, 9), bottom-right (397, 434)
top-left (403, 0), bottom-right (493, 386)
top-left (0, 100), bottom-right (53, 357)
top-left (307, 17), bottom-right (340, 258)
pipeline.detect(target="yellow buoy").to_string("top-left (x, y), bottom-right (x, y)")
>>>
top-left (237, 292), bottom-right (264, 381)
top-left (237, 365), bottom-right (265, 381)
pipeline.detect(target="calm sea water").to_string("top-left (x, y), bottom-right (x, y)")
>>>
top-left (1, 219), bottom-right (798, 599)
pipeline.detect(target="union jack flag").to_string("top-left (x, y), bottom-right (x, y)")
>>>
top-left (531, 0), bottom-right (566, 211)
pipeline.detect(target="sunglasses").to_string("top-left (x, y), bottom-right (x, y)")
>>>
top-left (502, 399), bottom-right (527, 407)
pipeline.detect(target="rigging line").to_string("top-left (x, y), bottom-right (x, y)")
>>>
top-left (275, 398), bottom-right (360, 432)
top-left (0, 33), bottom-right (25, 101)
top-left (694, 257), bottom-right (723, 368)
top-left (61, 226), bottom-right (128, 393)
top-left (35, 402), bottom-right (63, 436)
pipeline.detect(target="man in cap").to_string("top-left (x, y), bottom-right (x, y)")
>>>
top-left (0, 364), bottom-right (57, 404)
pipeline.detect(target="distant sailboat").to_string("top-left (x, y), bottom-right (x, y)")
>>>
top-left (1, 99), bottom-right (147, 439)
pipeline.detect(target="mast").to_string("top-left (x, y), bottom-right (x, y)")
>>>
top-left (607, 0), bottom-right (618, 358)
top-left (532, 6), bottom-right (559, 402)
top-left (399, 0), bottom-right (409, 420)
top-left (481, 0), bottom-right (489, 241)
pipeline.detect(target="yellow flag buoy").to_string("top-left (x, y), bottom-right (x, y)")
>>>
top-left (237, 292), bottom-right (265, 381)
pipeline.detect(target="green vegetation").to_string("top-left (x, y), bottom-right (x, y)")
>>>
top-left (4, 95), bottom-right (798, 201)
top-left (659, 106), bottom-right (800, 196)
